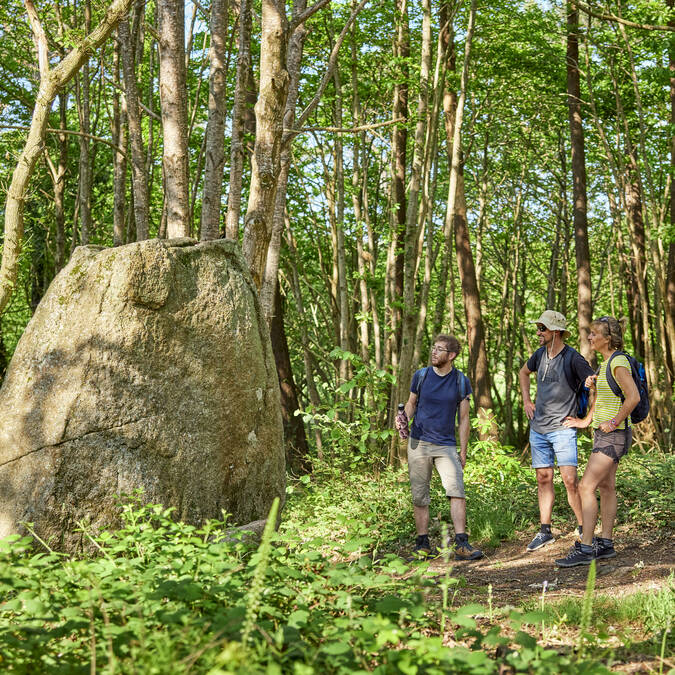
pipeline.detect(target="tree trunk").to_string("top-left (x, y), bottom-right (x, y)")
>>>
top-left (242, 0), bottom-right (289, 288)
top-left (395, 0), bottom-right (432, 422)
top-left (441, 0), bottom-right (491, 415)
top-left (55, 94), bottom-right (68, 269)
top-left (119, 6), bottom-right (149, 241)
top-left (112, 32), bottom-right (127, 247)
top-left (0, 0), bottom-right (135, 316)
top-left (270, 278), bottom-right (310, 472)
top-left (566, 3), bottom-right (592, 363)
top-left (387, 0), bottom-right (408, 375)
top-left (200, 0), bottom-right (230, 240)
top-left (158, 0), bottom-right (190, 238)
top-left (225, 0), bottom-right (253, 240)
top-left (75, 0), bottom-right (93, 245)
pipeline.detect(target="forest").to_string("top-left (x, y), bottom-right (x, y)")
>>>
top-left (0, 0), bottom-right (673, 672)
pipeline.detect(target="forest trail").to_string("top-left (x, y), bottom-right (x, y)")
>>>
top-left (411, 524), bottom-right (674, 606)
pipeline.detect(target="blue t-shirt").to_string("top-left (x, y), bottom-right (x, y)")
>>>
top-left (410, 367), bottom-right (472, 445)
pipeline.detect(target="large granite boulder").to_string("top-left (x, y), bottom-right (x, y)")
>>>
top-left (0, 238), bottom-right (285, 552)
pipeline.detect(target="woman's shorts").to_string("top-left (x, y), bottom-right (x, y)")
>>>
top-left (592, 427), bottom-right (632, 464)
top-left (407, 438), bottom-right (465, 506)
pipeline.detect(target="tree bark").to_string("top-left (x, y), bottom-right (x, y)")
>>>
top-left (158, 0), bottom-right (190, 238)
top-left (0, 0), bottom-right (135, 316)
top-left (200, 0), bottom-right (230, 240)
top-left (119, 5), bottom-right (149, 241)
top-left (566, 3), bottom-right (593, 363)
top-left (75, 0), bottom-right (93, 245)
top-left (242, 0), bottom-right (289, 288)
top-left (441, 0), bottom-right (492, 414)
top-left (270, 278), bottom-right (310, 472)
top-left (112, 32), bottom-right (127, 246)
top-left (225, 0), bottom-right (253, 240)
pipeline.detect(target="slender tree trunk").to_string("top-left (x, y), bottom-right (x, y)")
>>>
top-left (441, 0), bottom-right (491, 415)
top-left (566, 3), bottom-right (592, 363)
top-left (158, 0), bottom-right (190, 238)
top-left (285, 221), bottom-right (323, 454)
top-left (55, 94), bottom-right (68, 269)
top-left (270, 278), bottom-right (310, 472)
top-left (112, 33), bottom-right (127, 246)
top-left (75, 0), bottom-right (93, 245)
top-left (200, 0), bottom-right (230, 240)
top-left (388, 0), bottom-right (408, 374)
top-left (119, 7), bottom-right (149, 240)
top-left (226, 0), bottom-right (253, 240)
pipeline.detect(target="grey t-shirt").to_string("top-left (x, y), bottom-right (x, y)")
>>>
top-left (527, 349), bottom-right (577, 434)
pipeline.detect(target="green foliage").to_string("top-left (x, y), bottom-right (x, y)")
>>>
top-left (616, 451), bottom-right (675, 528)
top-left (1, 439), bottom-right (671, 673)
top-left (0, 489), bottom-right (610, 675)
top-left (297, 349), bottom-right (396, 473)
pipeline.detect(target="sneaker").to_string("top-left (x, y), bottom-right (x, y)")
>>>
top-left (526, 531), bottom-right (555, 551)
top-left (555, 541), bottom-right (595, 567)
top-left (454, 541), bottom-right (483, 561)
top-left (594, 537), bottom-right (617, 560)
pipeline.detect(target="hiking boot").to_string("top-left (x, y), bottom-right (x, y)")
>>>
top-left (454, 540), bottom-right (483, 561)
top-left (555, 541), bottom-right (595, 567)
top-left (526, 531), bottom-right (555, 552)
top-left (594, 537), bottom-right (617, 560)
top-left (414, 535), bottom-right (435, 558)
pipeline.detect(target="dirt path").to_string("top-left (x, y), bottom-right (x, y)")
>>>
top-left (422, 524), bottom-right (674, 605)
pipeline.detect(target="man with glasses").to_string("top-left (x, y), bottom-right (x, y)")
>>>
top-left (396, 334), bottom-right (483, 560)
top-left (518, 310), bottom-right (594, 552)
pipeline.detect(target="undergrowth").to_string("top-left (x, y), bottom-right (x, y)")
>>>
top-left (0, 441), bottom-right (672, 674)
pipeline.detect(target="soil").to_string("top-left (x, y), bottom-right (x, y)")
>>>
top-left (405, 524), bottom-right (674, 673)
top-left (440, 524), bottom-right (674, 605)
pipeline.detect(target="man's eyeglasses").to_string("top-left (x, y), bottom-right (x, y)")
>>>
top-left (535, 325), bottom-right (549, 333)
top-left (597, 316), bottom-right (610, 324)
top-left (431, 346), bottom-right (450, 353)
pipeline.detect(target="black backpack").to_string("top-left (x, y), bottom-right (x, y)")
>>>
top-left (531, 345), bottom-right (591, 418)
top-left (605, 351), bottom-right (650, 424)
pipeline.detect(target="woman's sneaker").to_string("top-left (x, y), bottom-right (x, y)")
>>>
top-left (526, 531), bottom-right (555, 551)
top-left (594, 537), bottom-right (617, 560)
top-left (555, 541), bottom-right (595, 567)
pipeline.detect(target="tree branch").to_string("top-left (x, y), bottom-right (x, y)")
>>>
top-left (0, 124), bottom-right (127, 158)
top-left (291, 0), bottom-right (369, 139)
top-left (24, 0), bottom-right (50, 78)
top-left (290, 0), bottom-right (331, 31)
top-left (289, 117), bottom-right (405, 135)
top-left (575, 0), bottom-right (675, 32)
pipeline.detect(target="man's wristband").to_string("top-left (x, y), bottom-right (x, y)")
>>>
top-left (608, 417), bottom-right (619, 430)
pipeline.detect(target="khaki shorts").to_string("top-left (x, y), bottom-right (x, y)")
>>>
top-left (407, 438), bottom-right (465, 506)
top-left (593, 427), bottom-right (632, 463)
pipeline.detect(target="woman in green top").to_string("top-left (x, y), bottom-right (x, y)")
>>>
top-left (556, 316), bottom-right (640, 567)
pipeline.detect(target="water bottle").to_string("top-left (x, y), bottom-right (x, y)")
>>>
top-left (396, 403), bottom-right (409, 440)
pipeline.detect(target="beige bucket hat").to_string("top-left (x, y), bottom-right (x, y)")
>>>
top-left (533, 310), bottom-right (570, 339)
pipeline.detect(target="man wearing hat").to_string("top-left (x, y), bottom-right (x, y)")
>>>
top-left (518, 310), bottom-right (594, 552)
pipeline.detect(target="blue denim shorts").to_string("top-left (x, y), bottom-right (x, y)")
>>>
top-left (529, 428), bottom-right (578, 468)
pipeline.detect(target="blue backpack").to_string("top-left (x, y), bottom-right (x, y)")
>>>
top-left (605, 351), bottom-right (650, 424)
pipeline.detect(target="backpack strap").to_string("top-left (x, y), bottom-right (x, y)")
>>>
top-left (605, 351), bottom-right (624, 400)
top-left (531, 346), bottom-right (546, 371)
top-left (415, 367), bottom-right (429, 399)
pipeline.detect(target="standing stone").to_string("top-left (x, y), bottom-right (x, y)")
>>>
top-left (0, 238), bottom-right (285, 552)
